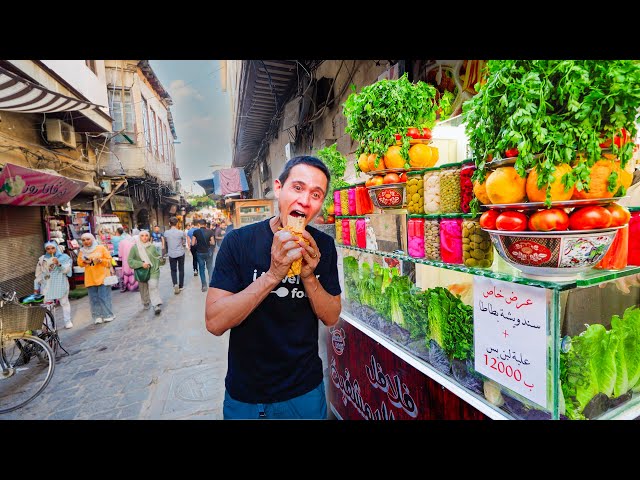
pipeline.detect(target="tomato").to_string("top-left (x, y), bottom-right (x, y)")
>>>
top-left (326, 215), bottom-right (335, 224)
top-left (383, 173), bottom-right (400, 184)
top-left (599, 128), bottom-right (631, 148)
top-left (495, 211), bottom-right (528, 231)
top-left (605, 203), bottom-right (631, 227)
top-left (568, 206), bottom-right (613, 230)
top-left (406, 127), bottom-right (420, 139)
top-left (394, 134), bottom-right (402, 141)
top-left (479, 210), bottom-right (500, 230)
top-left (398, 172), bottom-right (408, 183)
top-left (421, 127), bottom-right (432, 140)
top-left (528, 208), bottom-right (569, 232)
top-left (504, 147), bottom-right (519, 158)
top-left (368, 175), bottom-right (384, 187)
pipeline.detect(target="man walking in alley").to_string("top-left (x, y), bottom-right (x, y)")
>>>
top-left (192, 218), bottom-right (215, 292)
top-left (187, 222), bottom-right (199, 277)
top-left (164, 216), bottom-right (186, 294)
top-left (151, 225), bottom-right (165, 256)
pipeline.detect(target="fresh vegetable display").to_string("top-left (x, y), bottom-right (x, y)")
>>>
top-left (317, 144), bottom-right (349, 219)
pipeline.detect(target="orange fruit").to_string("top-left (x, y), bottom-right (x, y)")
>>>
top-left (572, 158), bottom-right (623, 199)
top-left (429, 146), bottom-right (439, 164)
top-left (602, 152), bottom-right (635, 189)
top-left (368, 153), bottom-right (386, 172)
top-left (525, 163), bottom-right (574, 202)
top-left (485, 166), bottom-right (527, 204)
top-left (358, 153), bottom-right (370, 173)
top-left (408, 144), bottom-right (435, 168)
top-left (473, 178), bottom-right (491, 204)
top-left (384, 145), bottom-right (406, 169)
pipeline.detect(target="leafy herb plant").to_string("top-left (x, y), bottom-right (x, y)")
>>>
top-left (316, 143), bottom-right (349, 215)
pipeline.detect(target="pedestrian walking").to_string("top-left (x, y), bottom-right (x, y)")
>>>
top-left (34, 241), bottom-right (74, 329)
top-left (77, 233), bottom-right (115, 325)
top-left (128, 230), bottom-right (163, 314)
top-left (205, 155), bottom-right (341, 420)
top-left (192, 218), bottom-right (215, 292)
top-left (151, 225), bottom-right (165, 256)
top-left (187, 223), bottom-right (199, 277)
top-left (164, 216), bottom-right (186, 294)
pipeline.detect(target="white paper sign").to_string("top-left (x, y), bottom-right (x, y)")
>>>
top-left (473, 277), bottom-right (548, 408)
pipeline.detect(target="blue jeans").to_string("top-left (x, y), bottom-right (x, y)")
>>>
top-left (196, 251), bottom-right (213, 287)
top-left (87, 284), bottom-right (114, 320)
top-left (223, 381), bottom-right (327, 420)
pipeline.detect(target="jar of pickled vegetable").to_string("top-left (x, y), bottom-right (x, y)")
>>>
top-left (355, 184), bottom-right (371, 216)
top-left (340, 188), bottom-right (349, 216)
top-left (439, 162), bottom-right (462, 213)
top-left (341, 218), bottom-right (351, 246)
top-left (356, 218), bottom-right (367, 249)
top-left (365, 218), bottom-right (377, 250)
top-left (406, 170), bottom-right (424, 214)
top-left (333, 190), bottom-right (342, 216)
top-left (424, 214), bottom-right (440, 261)
top-left (460, 159), bottom-right (476, 213)
top-left (407, 216), bottom-right (425, 258)
top-left (423, 167), bottom-right (441, 214)
top-left (461, 214), bottom-right (493, 268)
top-left (628, 207), bottom-right (640, 266)
top-left (349, 218), bottom-right (357, 246)
top-left (440, 214), bottom-right (463, 264)
top-left (335, 217), bottom-right (343, 245)
top-left (347, 187), bottom-right (357, 216)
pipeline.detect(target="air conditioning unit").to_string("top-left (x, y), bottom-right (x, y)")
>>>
top-left (45, 119), bottom-right (76, 148)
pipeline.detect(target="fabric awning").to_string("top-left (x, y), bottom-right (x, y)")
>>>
top-left (0, 65), bottom-right (105, 113)
top-left (195, 168), bottom-right (249, 197)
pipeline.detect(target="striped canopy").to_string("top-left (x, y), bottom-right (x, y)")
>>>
top-left (0, 65), bottom-right (105, 113)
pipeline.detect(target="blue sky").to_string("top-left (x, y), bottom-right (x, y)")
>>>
top-left (149, 60), bottom-right (232, 195)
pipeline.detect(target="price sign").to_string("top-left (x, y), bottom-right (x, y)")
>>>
top-left (473, 277), bottom-right (548, 408)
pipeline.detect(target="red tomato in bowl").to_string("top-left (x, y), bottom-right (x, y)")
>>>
top-left (495, 211), bottom-right (528, 231)
top-left (421, 127), bottom-right (432, 140)
top-left (568, 206), bottom-right (613, 230)
top-left (398, 172), bottom-right (407, 183)
top-left (406, 127), bottom-right (420, 139)
top-left (479, 210), bottom-right (500, 230)
top-left (605, 203), bottom-right (631, 227)
top-left (504, 147), bottom-right (519, 158)
top-left (383, 173), bottom-right (400, 184)
top-left (528, 208), bottom-right (569, 231)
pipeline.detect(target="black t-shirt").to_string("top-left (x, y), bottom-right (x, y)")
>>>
top-left (193, 228), bottom-right (214, 254)
top-left (210, 218), bottom-right (341, 403)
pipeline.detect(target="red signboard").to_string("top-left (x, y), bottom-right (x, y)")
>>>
top-left (328, 317), bottom-right (487, 420)
top-left (0, 163), bottom-right (87, 206)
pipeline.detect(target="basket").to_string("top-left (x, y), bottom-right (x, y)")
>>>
top-left (0, 302), bottom-right (46, 334)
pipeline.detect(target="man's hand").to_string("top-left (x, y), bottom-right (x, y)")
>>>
top-left (602, 273), bottom-right (640, 294)
top-left (269, 229), bottom-right (302, 280)
top-left (299, 230), bottom-right (320, 279)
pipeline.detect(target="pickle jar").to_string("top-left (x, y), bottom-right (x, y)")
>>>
top-left (356, 218), bottom-right (367, 249)
top-left (349, 218), bottom-right (358, 246)
top-left (335, 217), bottom-right (343, 245)
top-left (407, 215), bottom-right (425, 258)
top-left (439, 214), bottom-right (463, 264)
top-left (439, 162), bottom-right (462, 213)
top-left (365, 218), bottom-right (377, 250)
top-left (333, 189), bottom-right (342, 216)
top-left (423, 167), bottom-right (441, 214)
top-left (424, 214), bottom-right (441, 261)
top-left (340, 188), bottom-right (349, 217)
top-left (341, 218), bottom-right (351, 246)
top-left (460, 159), bottom-right (476, 213)
top-left (629, 207), bottom-right (640, 266)
top-left (406, 170), bottom-right (425, 214)
top-left (347, 187), bottom-right (357, 216)
top-left (461, 214), bottom-right (493, 268)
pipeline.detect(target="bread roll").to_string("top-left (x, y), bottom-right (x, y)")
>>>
top-left (284, 214), bottom-right (308, 277)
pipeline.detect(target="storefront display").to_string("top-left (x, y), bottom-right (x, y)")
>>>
top-left (439, 162), bottom-right (462, 213)
top-left (628, 207), bottom-right (640, 266)
top-left (423, 167), bottom-right (441, 214)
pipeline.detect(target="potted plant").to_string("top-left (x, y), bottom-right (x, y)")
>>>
top-left (462, 60), bottom-right (640, 212)
top-left (343, 72), bottom-right (453, 172)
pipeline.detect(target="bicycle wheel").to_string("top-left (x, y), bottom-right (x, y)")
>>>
top-left (0, 335), bottom-right (55, 414)
top-left (41, 310), bottom-right (59, 357)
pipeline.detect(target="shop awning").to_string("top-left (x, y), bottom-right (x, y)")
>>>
top-left (195, 168), bottom-right (249, 197)
top-left (0, 163), bottom-right (88, 206)
top-left (0, 65), bottom-right (105, 113)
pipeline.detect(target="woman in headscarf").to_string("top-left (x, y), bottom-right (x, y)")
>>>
top-left (128, 229), bottom-right (163, 314)
top-left (77, 232), bottom-right (115, 324)
top-left (34, 241), bottom-right (74, 329)
top-left (118, 234), bottom-right (138, 292)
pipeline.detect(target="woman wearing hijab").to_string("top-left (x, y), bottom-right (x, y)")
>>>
top-left (128, 229), bottom-right (163, 314)
top-left (34, 242), bottom-right (74, 329)
top-left (77, 232), bottom-right (115, 324)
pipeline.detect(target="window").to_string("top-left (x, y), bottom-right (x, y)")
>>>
top-left (85, 60), bottom-right (97, 75)
top-left (161, 122), bottom-right (167, 162)
top-left (142, 97), bottom-right (151, 152)
top-left (149, 108), bottom-right (158, 155)
top-left (108, 88), bottom-right (136, 143)
top-left (156, 114), bottom-right (163, 159)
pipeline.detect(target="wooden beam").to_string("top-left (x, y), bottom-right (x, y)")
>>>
top-left (100, 179), bottom-right (127, 207)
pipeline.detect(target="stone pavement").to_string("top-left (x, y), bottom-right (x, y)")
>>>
top-left (2, 251), bottom-right (333, 420)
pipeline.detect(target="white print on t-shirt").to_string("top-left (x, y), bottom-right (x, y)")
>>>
top-left (252, 269), bottom-right (320, 299)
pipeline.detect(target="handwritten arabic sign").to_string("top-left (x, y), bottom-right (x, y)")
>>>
top-left (473, 277), bottom-right (548, 408)
top-left (0, 163), bottom-right (87, 206)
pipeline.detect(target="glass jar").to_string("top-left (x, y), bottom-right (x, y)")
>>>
top-left (595, 224), bottom-right (628, 270)
top-left (461, 214), bottom-right (493, 268)
top-left (424, 214), bottom-right (441, 261)
top-left (423, 167), bottom-right (441, 214)
top-left (347, 187), bottom-right (357, 216)
top-left (628, 207), bottom-right (640, 266)
top-left (349, 218), bottom-right (358, 246)
top-left (335, 217), bottom-right (343, 245)
top-left (460, 160), bottom-right (476, 213)
top-left (356, 218), bottom-right (367, 249)
top-left (355, 184), bottom-right (373, 216)
top-left (340, 189), bottom-right (349, 217)
top-left (406, 170), bottom-right (424, 215)
top-left (440, 214), bottom-right (463, 264)
top-left (365, 218), bottom-right (377, 250)
top-left (439, 162), bottom-right (462, 213)
top-left (407, 216), bottom-right (425, 258)
top-left (333, 190), bottom-right (342, 216)
top-left (341, 218), bottom-right (351, 246)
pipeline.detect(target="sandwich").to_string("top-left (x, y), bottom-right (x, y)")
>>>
top-left (283, 214), bottom-right (309, 277)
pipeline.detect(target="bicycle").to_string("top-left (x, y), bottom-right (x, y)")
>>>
top-left (0, 289), bottom-right (55, 414)
top-left (38, 300), bottom-right (70, 359)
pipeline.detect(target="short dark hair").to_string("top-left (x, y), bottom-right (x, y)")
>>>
top-left (117, 227), bottom-right (124, 235)
top-left (169, 216), bottom-right (178, 226)
top-left (199, 218), bottom-right (207, 226)
top-left (278, 156), bottom-right (330, 195)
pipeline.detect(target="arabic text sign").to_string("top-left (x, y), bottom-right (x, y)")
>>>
top-left (0, 163), bottom-right (87, 206)
top-left (473, 277), bottom-right (548, 408)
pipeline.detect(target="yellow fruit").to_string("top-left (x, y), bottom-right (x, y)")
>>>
top-left (572, 158), bottom-right (622, 199)
top-left (385, 145), bottom-right (406, 169)
top-left (525, 163), bottom-right (574, 202)
top-left (358, 153), bottom-right (370, 173)
top-left (408, 144), bottom-right (435, 168)
top-left (473, 178), bottom-right (491, 204)
top-left (485, 167), bottom-right (527, 204)
top-left (603, 152), bottom-right (635, 189)
top-left (368, 153), bottom-right (386, 172)
top-left (429, 146), bottom-right (439, 164)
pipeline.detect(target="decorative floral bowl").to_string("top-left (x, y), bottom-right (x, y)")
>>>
top-left (368, 183), bottom-right (406, 209)
top-left (483, 227), bottom-right (621, 280)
